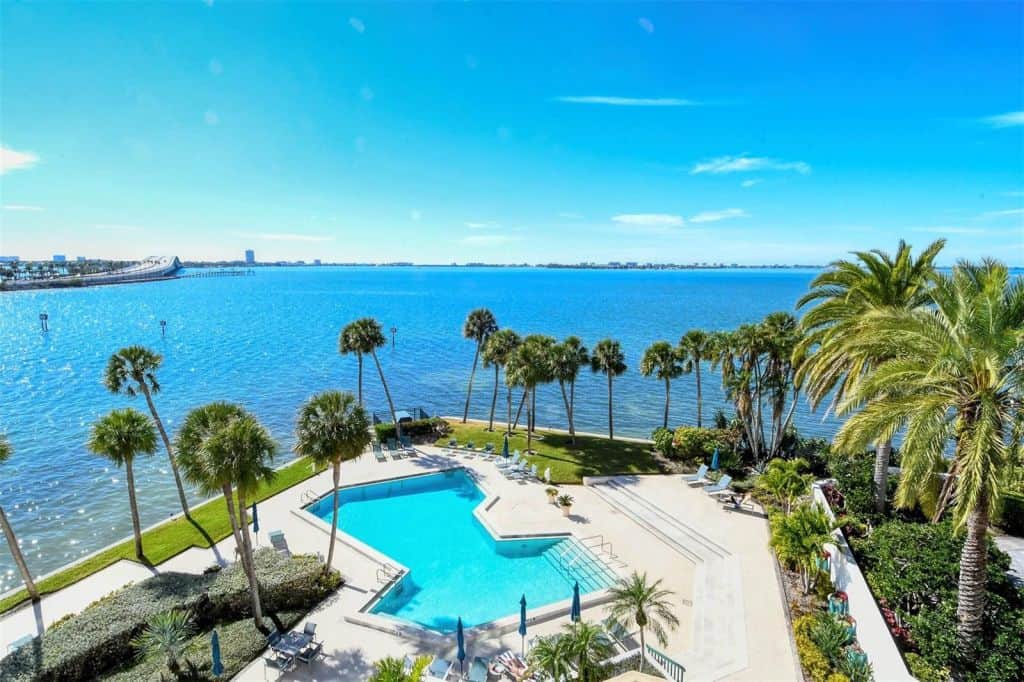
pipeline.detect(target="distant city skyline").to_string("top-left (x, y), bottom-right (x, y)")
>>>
top-left (1, 3), bottom-right (1021, 265)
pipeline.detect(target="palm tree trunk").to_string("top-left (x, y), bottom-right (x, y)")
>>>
top-left (139, 383), bottom-right (189, 517)
top-left (663, 377), bottom-right (671, 430)
top-left (695, 361), bottom-right (703, 428)
top-left (531, 389), bottom-right (537, 434)
top-left (463, 344), bottom-right (481, 423)
top-left (0, 506), bottom-right (38, 601)
top-left (125, 459), bottom-right (144, 559)
top-left (513, 390), bottom-right (527, 429)
top-left (558, 380), bottom-right (572, 436)
top-left (526, 388), bottom-right (534, 453)
top-left (356, 354), bottom-right (364, 405)
top-left (236, 489), bottom-right (265, 630)
top-left (873, 440), bottom-right (892, 513)
top-left (222, 484), bottom-right (248, 573)
top-left (607, 374), bottom-right (614, 440)
top-left (326, 462), bottom-right (340, 572)
top-left (638, 626), bottom-right (646, 670)
top-left (370, 349), bottom-right (397, 424)
top-left (956, 493), bottom-right (989, 644)
top-left (506, 384), bottom-right (513, 437)
top-left (488, 365), bottom-right (499, 431)
top-left (569, 379), bottom-right (577, 444)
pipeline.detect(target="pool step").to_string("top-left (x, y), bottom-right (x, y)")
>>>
top-left (539, 539), bottom-right (619, 595)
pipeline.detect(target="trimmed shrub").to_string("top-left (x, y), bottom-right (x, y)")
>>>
top-left (374, 416), bottom-right (449, 442)
top-left (671, 426), bottom-right (739, 464)
top-left (794, 615), bottom-right (833, 682)
top-left (0, 550), bottom-right (339, 682)
top-left (651, 427), bottom-right (676, 458)
top-left (998, 491), bottom-right (1024, 536)
top-left (905, 653), bottom-right (948, 682)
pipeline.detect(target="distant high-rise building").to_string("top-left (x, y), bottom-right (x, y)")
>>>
top-left (53, 254), bottom-right (66, 263)
top-left (76, 256), bottom-right (86, 263)
top-left (0, 256), bottom-right (19, 263)
top-left (313, 259), bottom-right (322, 266)
top-left (245, 249), bottom-right (255, 264)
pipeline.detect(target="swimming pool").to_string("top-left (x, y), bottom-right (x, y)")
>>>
top-left (305, 469), bottom-right (616, 632)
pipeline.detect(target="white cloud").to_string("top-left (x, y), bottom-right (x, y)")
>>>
top-left (349, 17), bottom-right (365, 33)
top-left (465, 221), bottom-right (497, 229)
top-left (689, 208), bottom-right (749, 223)
top-left (612, 214), bottom-right (684, 227)
top-left (1, 145), bottom-right (39, 173)
top-left (691, 154), bottom-right (811, 175)
top-left (638, 18), bottom-right (654, 34)
top-left (980, 208), bottom-right (1024, 219)
top-left (461, 234), bottom-right (518, 245)
top-left (1002, 190), bottom-right (1024, 197)
top-left (555, 96), bottom-right (698, 107)
top-left (558, 212), bottom-right (583, 220)
top-left (95, 224), bottom-right (144, 232)
top-left (204, 110), bottom-right (219, 126)
top-left (410, 209), bottom-right (422, 221)
top-left (740, 179), bottom-right (762, 188)
top-left (983, 111), bottom-right (1024, 128)
top-left (241, 232), bottom-right (334, 242)
top-left (3, 204), bottom-right (43, 211)
top-left (911, 226), bottom-right (988, 235)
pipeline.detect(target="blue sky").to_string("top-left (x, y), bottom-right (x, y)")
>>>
top-left (1, 2), bottom-right (1021, 265)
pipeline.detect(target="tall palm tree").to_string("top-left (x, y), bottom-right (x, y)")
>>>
top-left (338, 323), bottom-right (365, 405)
top-left (505, 336), bottom-right (554, 453)
top-left (176, 402), bottom-right (276, 630)
top-left (482, 329), bottom-right (521, 432)
top-left (640, 341), bottom-right (683, 430)
top-left (678, 329), bottom-right (711, 427)
top-left (550, 336), bottom-right (590, 444)
top-left (606, 571), bottom-right (679, 669)
top-left (590, 339), bottom-right (627, 440)
top-left (0, 435), bottom-right (39, 601)
top-left (350, 317), bottom-right (397, 424)
top-left (833, 260), bottom-right (1023, 645)
top-left (294, 391), bottom-right (372, 572)
top-left (88, 408), bottom-right (158, 559)
top-left (796, 239), bottom-right (945, 513)
top-left (461, 308), bottom-right (499, 423)
top-left (104, 346), bottom-right (190, 516)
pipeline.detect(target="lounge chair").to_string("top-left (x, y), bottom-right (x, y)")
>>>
top-left (373, 441), bottom-right (386, 462)
top-left (264, 652), bottom-right (295, 673)
top-left (268, 530), bottom-right (290, 556)
top-left (544, 467), bottom-right (551, 484)
top-left (297, 640), bottom-right (323, 664)
top-left (425, 657), bottom-right (453, 681)
top-left (705, 474), bottom-right (734, 496)
top-left (468, 656), bottom-right (490, 682)
top-left (387, 438), bottom-right (403, 458)
top-left (529, 463), bottom-right (539, 480)
top-left (683, 463), bottom-right (709, 484)
top-left (400, 435), bottom-right (415, 453)
top-left (602, 616), bottom-right (633, 649)
top-left (303, 621), bottom-right (318, 641)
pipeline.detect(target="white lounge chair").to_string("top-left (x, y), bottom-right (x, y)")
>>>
top-left (705, 474), bottom-right (734, 496)
top-left (685, 463), bottom-right (711, 486)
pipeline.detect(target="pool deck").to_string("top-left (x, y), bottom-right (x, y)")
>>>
top-left (0, 445), bottom-right (796, 681)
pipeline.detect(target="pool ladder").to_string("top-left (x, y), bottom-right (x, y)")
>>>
top-left (300, 489), bottom-right (319, 504)
top-left (579, 534), bottom-right (626, 567)
top-left (376, 562), bottom-right (400, 585)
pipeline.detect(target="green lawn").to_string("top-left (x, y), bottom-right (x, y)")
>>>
top-left (435, 421), bottom-right (667, 484)
top-left (0, 457), bottom-right (326, 616)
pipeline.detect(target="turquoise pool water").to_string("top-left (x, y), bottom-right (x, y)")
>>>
top-left (306, 469), bottom-right (615, 632)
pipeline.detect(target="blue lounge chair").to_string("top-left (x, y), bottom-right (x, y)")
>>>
top-left (683, 463), bottom-right (708, 482)
top-left (373, 441), bottom-right (386, 462)
top-left (425, 657), bottom-right (453, 681)
top-left (704, 474), bottom-right (733, 496)
top-left (400, 435), bottom-right (415, 453)
top-left (468, 656), bottom-right (490, 682)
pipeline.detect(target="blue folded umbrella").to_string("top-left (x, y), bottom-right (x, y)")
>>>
top-left (570, 581), bottom-right (581, 622)
top-left (211, 630), bottom-right (224, 677)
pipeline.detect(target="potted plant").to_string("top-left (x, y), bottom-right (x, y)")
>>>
top-left (545, 487), bottom-right (559, 505)
top-left (557, 494), bottom-right (574, 517)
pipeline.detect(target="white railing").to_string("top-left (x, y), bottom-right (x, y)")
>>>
top-left (600, 646), bottom-right (683, 681)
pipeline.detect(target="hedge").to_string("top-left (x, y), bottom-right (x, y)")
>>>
top-left (0, 550), bottom-right (340, 682)
top-left (999, 491), bottom-right (1024, 536)
top-left (374, 416), bottom-right (449, 442)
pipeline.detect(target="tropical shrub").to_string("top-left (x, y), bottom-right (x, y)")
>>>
top-left (0, 550), bottom-right (340, 682)
top-left (904, 653), bottom-right (948, 682)
top-left (671, 426), bottom-right (738, 463)
top-left (374, 416), bottom-right (448, 442)
top-left (826, 451), bottom-right (896, 520)
top-left (769, 505), bottom-right (837, 593)
top-left (756, 458), bottom-right (813, 512)
top-left (651, 427), bottom-right (676, 458)
top-left (998, 491), bottom-right (1024, 536)
top-left (793, 615), bottom-right (832, 682)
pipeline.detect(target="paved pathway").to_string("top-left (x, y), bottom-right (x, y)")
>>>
top-left (995, 534), bottom-right (1024, 584)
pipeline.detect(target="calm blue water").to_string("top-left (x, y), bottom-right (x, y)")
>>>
top-left (307, 469), bottom-right (611, 631)
top-left (0, 266), bottom-right (833, 590)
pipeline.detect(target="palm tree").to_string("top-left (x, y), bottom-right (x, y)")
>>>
top-left (88, 408), bottom-right (158, 559)
top-left (769, 503), bottom-right (837, 594)
top-left (590, 339), bottom-right (627, 440)
top-left (462, 308), bottom-right (499, 423)
top-left (176, 402), bottom-right (276, 630)
top-left (338, 323), bottom-right (365, 405)
top-left (105, 346), bottom-right (190, 516)
top-left (482, 329), bottom-right (521, 432)
top-left (529, 634), bottom-right (573, 681)
top-left (678, 329), bottom-right (711, 427)
top-left (505, 336), bottom-right (554, 453)
top-left (130, 610), bottom-right (194, 676)
top-left (294, 391), bottom-right (372, 572)
top-left (0, 435), bottom-right (39, 601)
top-left (796, 239), bottom-right (945, 513)
top-left (640, 341), bottom-right (683, 430)
top-left (565, 621), bottom-right (614, 681)
top-left (550, 336), bottom-right (590, 443)
top-left (606, 571), bottom-right (679, 669)
top-left (369, 655), bottom-right (431, 682)
top-left (756, 458), bottom-right (813, 513)
top-left (349, 317), bottom-right (397, 424)
top-left (833, 260), bottom-right (1023, 645)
